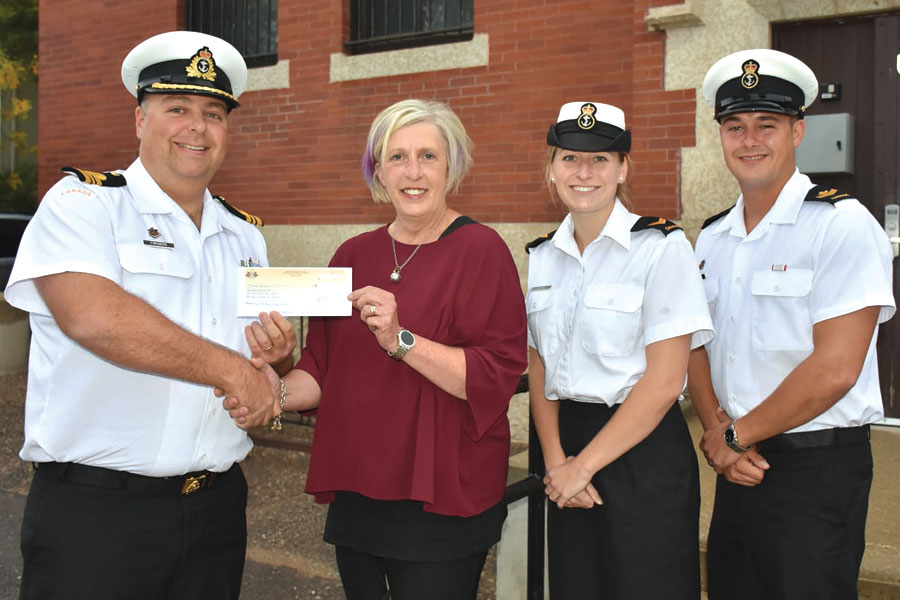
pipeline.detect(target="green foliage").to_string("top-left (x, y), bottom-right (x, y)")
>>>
top-left (0, 162), bottom-right (36, 214)
top-left (0, 0), bottom-right (38, 69)
top-left (0, 0), bottom-right (37, 214)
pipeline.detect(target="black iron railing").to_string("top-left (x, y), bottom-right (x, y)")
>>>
top-left (502, 374), bottom-right (546, 599)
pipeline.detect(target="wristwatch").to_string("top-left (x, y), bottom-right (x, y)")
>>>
top-left (387, 329), bottom-right (415, 361)
top-left (724, 420), bottom-right (751, 453)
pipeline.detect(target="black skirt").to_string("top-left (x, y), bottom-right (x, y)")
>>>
top-left (547, 400), bottom-right (701, 600)
top-left (324, 491), bottom-right (507, 562)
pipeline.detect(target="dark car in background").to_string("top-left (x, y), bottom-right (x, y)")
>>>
top-left (1, 214), bottom-right (31, 291)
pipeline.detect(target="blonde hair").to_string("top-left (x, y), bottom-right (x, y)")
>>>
top-left (543, 147), bottom-right (634, 210)
top-left (361, 99), bottom-right (474, 204)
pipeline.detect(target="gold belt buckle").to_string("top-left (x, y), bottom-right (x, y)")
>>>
top-left (181, 474), bottom-right (206, 495)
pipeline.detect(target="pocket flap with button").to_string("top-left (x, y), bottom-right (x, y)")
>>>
top-left (584, 283), bottom-right (643, 312)
top-left (750, 269), bottom-right (813, 298)
top-left (118, 242), bottom-right (193, 278)
top-left (526, 286), bottom-right (553, 313)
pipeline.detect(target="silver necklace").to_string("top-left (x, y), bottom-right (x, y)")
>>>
top-left (390, 237), bottom-right (422, 283)
top-left (389, 208), bottom-right (448, 283)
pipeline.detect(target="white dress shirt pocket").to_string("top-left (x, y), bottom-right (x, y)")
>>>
top-left (118, 243), bottom-right (194, 278)
top-left (526, 286), bottom-right (558, 355)
top-left (750, 268), bottom-right (814, 351)
top-left (581, 283), bottom-right (643, 357)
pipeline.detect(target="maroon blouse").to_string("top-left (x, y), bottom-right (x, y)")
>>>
top-left (297, 221), bottom-right (527, 517)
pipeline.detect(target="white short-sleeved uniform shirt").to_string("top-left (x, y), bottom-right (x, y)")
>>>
top-left (4, 158), bottom-right (268, 476)
top-left (527, 200), bottom-right (714, 406)
top-left (695, 170), bottom-right (895, 432)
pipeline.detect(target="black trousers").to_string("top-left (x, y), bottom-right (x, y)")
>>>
top-left (547, 401), bottom-right (701, 600)
top-left (334, 544), bottom-right (488, 600)
top-left (707, 438), bottom-right (873, 600)
top-left (19, 462), bottom-right (248, 600)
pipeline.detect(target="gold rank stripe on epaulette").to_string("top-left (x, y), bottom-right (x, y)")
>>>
top-left (61, 166), bottom-right (127, 187)
top-left (214, 195), bottom-right (264, 226)
top-left (525, 229), bottom-right (557, 253)
top-left (804, 185), bottom-right (852, 205)
top-left (701, 205), bottom-right (734, 230)
top-left (630, 216), bottom-right (682, 236)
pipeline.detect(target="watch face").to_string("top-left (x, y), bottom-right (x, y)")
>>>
top-left (399, 330), bottom-right (415, 346)
top-left (724, 427), bottom-right (735, 445)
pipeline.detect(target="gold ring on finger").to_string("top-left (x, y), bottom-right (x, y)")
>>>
top-left (369, 305), bottom-right (377, 316)
top-left (264, 345), bottom-right (274, 351)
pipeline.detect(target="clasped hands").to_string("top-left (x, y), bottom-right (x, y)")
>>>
top-left (218, 311), bottom-right (295, 430)
top-left (543, 456), bottom-right (603, 510)
top-left (218, 285), bottom-right (402, 429)
top-left (700, 407), bottom-right (769, 487)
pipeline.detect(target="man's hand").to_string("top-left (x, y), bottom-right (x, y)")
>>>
top-left (700, 417), bottom-right (745, 472)
top-left (218, 359), bottom-right (280, 429)
top-left (721, 450), bottom-right (769, 486)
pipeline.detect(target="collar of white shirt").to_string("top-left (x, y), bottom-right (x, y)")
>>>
top-left (709, 168), bottom-right (814, 239)
top-left (552, 199), bottom-right (639, 258)
top-left (124, 158), bottom-right (244, 237)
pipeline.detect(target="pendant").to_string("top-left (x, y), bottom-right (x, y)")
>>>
top-left (390, 269), bottom-right (402, 283)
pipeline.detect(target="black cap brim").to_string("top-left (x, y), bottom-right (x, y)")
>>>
top-left (714, 76), bottom-right (805, 122)
top-left (547, 122), bottom-right (631, 152)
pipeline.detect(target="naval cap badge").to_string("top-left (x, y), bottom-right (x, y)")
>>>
top-left (577, 103), bottom-right (597, 130)
top-left (740, 59), bottom-right (759, 90)
top-left (185, 46), bottom-right (217, 82)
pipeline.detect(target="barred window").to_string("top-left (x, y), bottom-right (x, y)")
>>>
top-left (186, 0), bottom-right (278, 68)
top-left (346, 0), bottom-right (473, 55)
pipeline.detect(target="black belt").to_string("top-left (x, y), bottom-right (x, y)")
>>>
top-left (756, 425), bottom-right (870, 453)
top-left (35, 461), bottom-right (236, 495)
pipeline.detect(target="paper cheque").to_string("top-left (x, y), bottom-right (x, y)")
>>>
top-left (237, 267), bottom-right (352, 317)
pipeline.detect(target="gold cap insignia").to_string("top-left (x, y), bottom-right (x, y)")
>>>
top-left (577, 103), bottom-right (597, 130)
top-left (185, 47), bottom-right (217, 82)
top-left (741, 59), bottom-right (759, 90)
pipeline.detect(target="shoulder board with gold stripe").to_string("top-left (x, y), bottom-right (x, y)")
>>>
top-left (525, 229), bottom-right (557, 253)
top-left (631, 216), bottom-right (682, 236)
top-left (804, 185), bottom-right (852, 205)
top-left (701, 205), bottom-right (734, 230)
top-left (214, 195), bottom-right (263, 226)
top-left (61, 166), bottom-right (126, 187)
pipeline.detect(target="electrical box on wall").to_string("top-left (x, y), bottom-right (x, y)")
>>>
top-left (796, 113), bottom-right (854, 174)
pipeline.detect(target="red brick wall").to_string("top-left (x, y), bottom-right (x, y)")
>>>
top-left (38, 0), bottom-right (694, 225)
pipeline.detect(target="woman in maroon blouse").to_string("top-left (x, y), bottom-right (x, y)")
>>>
top-left (239, 99), bottom-right (527, 599)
